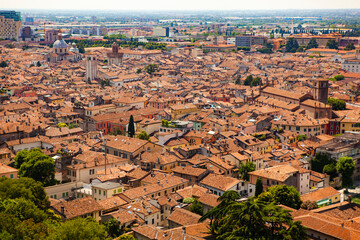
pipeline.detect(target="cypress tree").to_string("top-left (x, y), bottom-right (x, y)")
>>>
top-left (128, 115), bottom-right (135, 137)
top-left (255, 178), bottom-right (263, 197)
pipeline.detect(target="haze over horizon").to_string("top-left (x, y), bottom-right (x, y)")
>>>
top-left (2, 0), bottom-right (360, 11)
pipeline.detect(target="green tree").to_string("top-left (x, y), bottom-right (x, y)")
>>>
top-left (14, 149), bottom-right (30, 169)
top-left (36, 61), bottom-right (41, 67)
top-left (57, 122), bottom-right (68, 128)
top-left (344, 43), bottom-right (356, 50)
top-left (323, 163), bottom-right (338, 181)
top-left (286, 220), bottom-right (309, 240)
top-left (252, 77), bottom-right (262, 86)
top-left (0, 61), bottom-right (8, 68)
top-left (183, 197), bottom-right (195, 204)
top-left (336, 157), bottom-right (355, 189)
top-left (189, 199), bottom-right (203, 216)
top-left (118, 235), bottom-right (136, 240)
top-left (334, 74), bottom-right (345, 81)
top-left (137, 131), bottom-right (150, 141)
top-left (100, 79), bottom-right (110, 88)
top-left (311, 153), bottom-right (336, 174)
top-left (296, 46), bottom-right (305, 52)
top-left (47, 217), bottom-right (107, 240)
top-left (0, 177), bottom-right (49, 210)
top-left (199, 190), bottom-right (241, 234)
top-left (78, 46), bottom-right (85, 53)
top-left (0, 198), bottom-right (48, 223)
top-left (328, 97), bottom-right (346, 111)
top-left (244, 75), bottom-right (253, 86)
top-left (238, 161), bottom-right (255, 181)
top-left (161, 119), bottom-right (169, 127)
top-left (104, 218), bottom-right (122, 238)
top-left (145, 64), bottom-right (158, 77)
top-left (258, 185), bottom-right (302, 209)
top-left (136, 68), bottom-right (142, 74)
top-left (0, 213), bottom-right (49, 240)
top-left (244, 75), bottom-right (261, 86)
top-left (255, 178), bottom-right (263, 197)
top-left (297, 134), bottom-right (307, 141)
top-left (69, 123), bottom-right (78, 129)
top-left (286, 38), bottom-right (299, 53)
top-left (16, 148), bottom-right (57, 186)
top-left (128, 115), bottom-right (135, 138)
top-left (326, 39), bottom-right (339, 49)
top-left (200, 192), bottom-right (307, 239)
top-left (109, 128), bottom-right (124, 136)
top-left (306, 38), bottom-right (318, 49)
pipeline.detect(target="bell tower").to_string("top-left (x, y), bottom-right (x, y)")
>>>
top-left (312, 79), bottom-right (329, 105)
top-left (112, 42), bottom-right (119, 54)
top-left (85, 53), bottom-right (97, 81)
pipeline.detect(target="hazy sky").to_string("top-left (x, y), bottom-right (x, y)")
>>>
top-left (1, 0), bottom-right (360, 11)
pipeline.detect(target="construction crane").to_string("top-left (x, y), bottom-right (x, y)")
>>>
top-left (99, 131), bottom-right (107, 175)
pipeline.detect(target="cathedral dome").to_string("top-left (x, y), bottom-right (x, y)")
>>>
top-left (53, 39), bottom-right (68, 49)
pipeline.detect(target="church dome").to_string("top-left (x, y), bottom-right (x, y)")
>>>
top-left (53, 39), bottom-right (68, 49)
top-left (69, 47), bottom-right (79, 53)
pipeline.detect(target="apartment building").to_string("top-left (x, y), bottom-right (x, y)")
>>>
top-left (249, 164), bottom-right (311, 195)
top-left (0, 11), bottom-right (22, 40)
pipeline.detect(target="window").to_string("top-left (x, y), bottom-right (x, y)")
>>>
top-left (152, 219), bottom-right (154, 224)
top-left (94, 189), bottom-right (97, 194)
top-left (54, 194), bottom-right (57, 199)
top-left (104, 191), bottom-right (106, 196)
top-left (10, 174), bottom-right (13, 179)
top-left (99, 190), bottom-right (101, 195)
top-left (114, 190), bottom-right (116, 194)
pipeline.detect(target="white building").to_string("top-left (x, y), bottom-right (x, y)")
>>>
top-left (342, 49), bottom-right (360, 73)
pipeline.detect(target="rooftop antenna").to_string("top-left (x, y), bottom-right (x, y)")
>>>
top-left (99, 131), bottom-right (107, 175)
